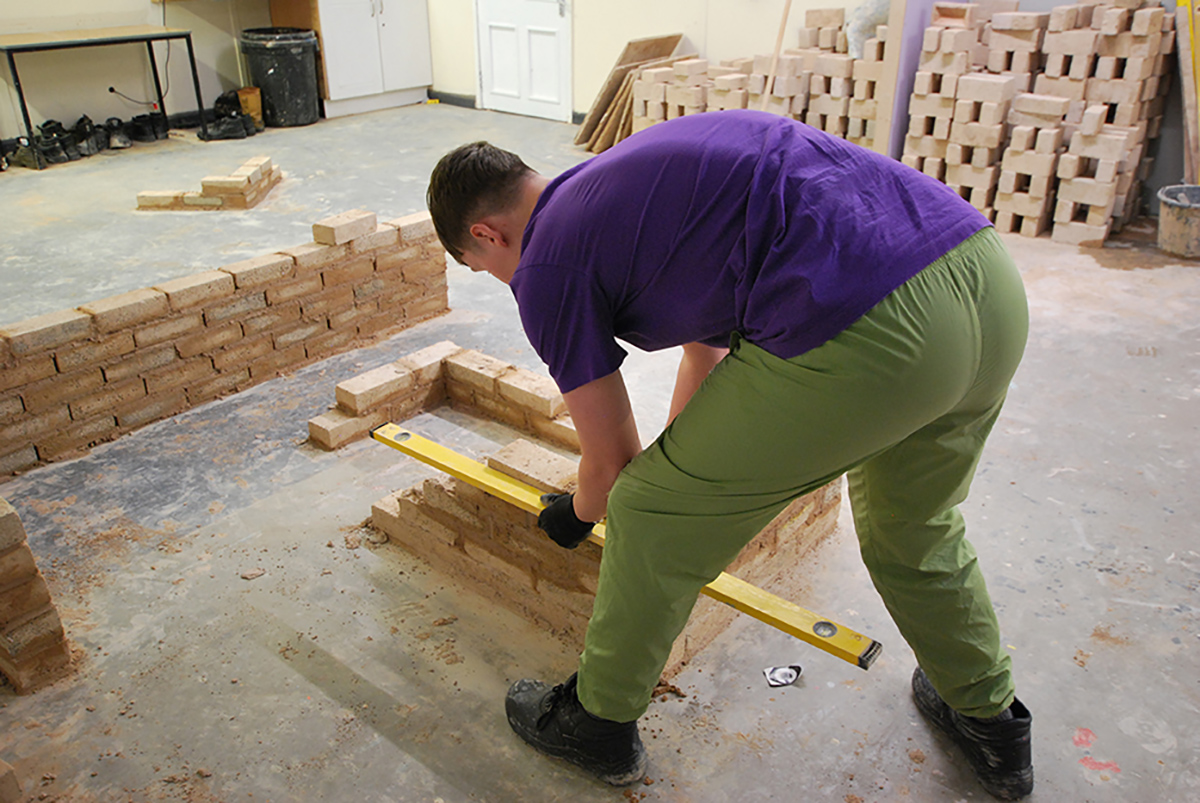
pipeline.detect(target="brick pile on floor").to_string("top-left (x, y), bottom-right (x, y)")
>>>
top-left (631, 8), bottom-right (890, 150)
top-left (0, 497), bottom-right (71, 695)
top-left (137, 155), bottom-right (282, 211)
top-left (900, 0), bottom-right (1174, 246)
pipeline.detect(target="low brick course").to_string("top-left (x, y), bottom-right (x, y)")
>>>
top-left (137, 156), bottom-right (283, 211)
top-left (0, 210), bottom-right (447, 476)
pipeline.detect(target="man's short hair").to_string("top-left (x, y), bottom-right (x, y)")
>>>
top-left (427, 142), bottom-right (533, 264)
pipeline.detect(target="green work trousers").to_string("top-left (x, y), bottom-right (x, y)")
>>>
top-left (576, 227), bottom-right (1029, 723)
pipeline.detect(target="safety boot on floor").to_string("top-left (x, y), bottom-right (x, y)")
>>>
top-left (105, 118), bottom-right (132, 149)
top-left (10, 137), bottom-right (47, 169)
top-left (912, 667), bottom-right (1033, 800)
top-left (505, 672), bottom-right (647, 786)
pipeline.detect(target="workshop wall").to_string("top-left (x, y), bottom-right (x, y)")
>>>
top-left (0, 0), bottom-right (270, 140)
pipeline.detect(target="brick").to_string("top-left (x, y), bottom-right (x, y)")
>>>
top-left (1051, 220), bottom-right (1109, 246)
top-left (21, 368), bottom-right (105, 412)
top-left (0, 638), bottom-right (71, 695)
top-left (396, 341), bottom-right (461, 385)
top-left (322, 256), bottom-right (376, 287)
top-left (0, 575), bottom-right (51, 628)
top-left (304, 328), bottom-right (357, 360)
top-left (932, 2), bottom-right (977, 28)
top-left (1132, 7), bottom-right (1165, 37)
top-left (328, 304), bottom-right (376, 332)
top-left (1069, 132), bottom-right (1134, 160)
top-left (385, 212), bottom-right (436, 244)
top-left (336, 363), bottom-right (415, 415)
top-left (308, 407), bottom-right (387, 450)
top-left (805, 7), bottom-right (844, 28)
top-left (187, 368), bottom-right (250, 404)
top-left (55, 332), bottom-right (137, 372)
top-left (115, 391), bottom-right (187, 429)
top-left (990, 29), bottom-right (1044, 53)
top-left (0, 395), bottom-right (21, 422)
top-left (0, 357), bottom-right (56, 393)
top-left (939, 28), bottom-right (977, 52)
top-left (155, 271), bottom-right (236, 311)
top-left (486, 439), bottom-right (578, 493)
top-left (312, 210), bottom-right (378, 246)
top-left (248, 343), bottom-right (306, 380)
top-left (144, 357), bottom-right (216, 395)
top-left (180, 192), bottom-right (223, 208)
top-left (922, 26), bottom-right (942, 52)
top-left (278, 242), bottom-right (353, 272)
top-left (137, 190), bottom-right (185, 208)
top-left (910, 94), bottom-right (956, 118)
top-left (265, 274), bottom-right (324, 306)
top-left (950, 122), bottom-right (1005, 148)
top-left (1012, 93), bottom-right (1070, 118)
top-left (78, 289), bottom-right (167, 333)
top-left (995, 191), bottom-right (1051, 217)
top-left (176, 321), bottom-right (244, 358)
top-left (956, 73), bottom-right (1017, 102)
top-left (443, 351), bottom-right (513, 396)
top-left (203, 292), bottom-right (267, 324)
top-left (375, 245), bottom-right (423, 273)
top-left (404, 292), bottom-right (449, 323)
top-left (0, 446), bottom-right (39, 475)
top-left (498, 369), bottom-right (565, 419)
top-left (101, 343), bottom-right (178, 383)
top-left (351, 224), bottom-right (402, 254)
top-left (0, 498), bottom-right (26, 553)
top-left (200, 175), bottom-right (251, 196)
top-left (529, 413), bottom-right (580, 451)
top-left (1033, 74), bottom-right (1089, 102)
top-left (1043, 30), bottom-right (1099, 55)
top-left (1036, 127), bottom-right (1065, 153)
top-left (903, 135), bottom-right (949, 159)
top-left (0, 407), bottom-right (71, 447)
top-left (372, 489), bottom-right (459, 549)
top-left (132, 314), bottom-right (204, 348)
top-left (300, 286), bottom-right (355, 319)
top-left (1059, 177), bottom-right (1119, 207)
top-left (36, 411), bottom-right (117, 457)
top-left (242, 302), bottom-right (302, 336)
top-left (0, 309), bottom-right (93, 356)
top-left (219, 254), bottom-right (295, 289)
top-left (1, 606), bottom-right (64, 660)
top-left (1048, 5), bottom-right (1078, 32)
top-left (0, 543), bottom-right (37, 586)
top-left (70, 379), bottom-right (145, 421)
top-left (1001, 149), bottom-right (1058, 177)
top-left (273, 321), bottom-right (328, 351)
top-left (992, 11), bottom-right (1049, 30)
top-left (211, 335), bottom-right (275, 372)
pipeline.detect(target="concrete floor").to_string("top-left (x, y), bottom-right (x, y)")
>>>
top-left (1, 104), bottom-right (1198, 802)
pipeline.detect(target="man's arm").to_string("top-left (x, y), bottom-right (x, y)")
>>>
top-left (563, 370), bottom-right (643, 523)
top-left (667, 342), bottom-right (729, 424)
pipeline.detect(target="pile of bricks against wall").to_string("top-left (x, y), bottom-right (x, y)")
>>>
top-left (0, 209), bottom-right (448, 476)
top-left (632, 8), bottom-right (889, 150)
top-left (1, 497), bottom-right (70, 695)
top-left (343, 342), bottom-right (844, 675)
top-left (902, 0), bottom-right (1174, 245)
top-left (136, 155), bottom-right (283, 211)
top-left (308, 340), bottom-right (578, 452)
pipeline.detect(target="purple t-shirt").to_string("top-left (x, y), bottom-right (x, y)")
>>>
top-left (511, 110), bottom-right (989, 393)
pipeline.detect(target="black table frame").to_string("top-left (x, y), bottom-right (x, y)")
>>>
top-left (0, 27), bottom-right (209, 157)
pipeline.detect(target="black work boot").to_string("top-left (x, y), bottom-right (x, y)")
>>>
top-left (913, 667), bottom-right (1033, 800)
top-left (505, 673), bottom-right (647, 786)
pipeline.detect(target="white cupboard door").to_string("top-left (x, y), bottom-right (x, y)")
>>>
top-left (378, 0), bottom-right (434, 92)
top-left (319, 0), bottom-right (385, 100)
top-left (476, 0), bottom-right (572, 122)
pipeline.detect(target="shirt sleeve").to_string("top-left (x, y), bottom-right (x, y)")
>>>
top-left (511, 262), bottom-right (628, 394)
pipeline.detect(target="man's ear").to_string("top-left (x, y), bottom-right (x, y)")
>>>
top-left (469, 220), bottom-right (507, 248)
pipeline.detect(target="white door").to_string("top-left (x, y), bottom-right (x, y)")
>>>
top-left (319, 0), bottom-right (385, 100)
top-left (378, 0), bottom-right (433, 92)
top-left (476, 0), bottom-right (572, 122)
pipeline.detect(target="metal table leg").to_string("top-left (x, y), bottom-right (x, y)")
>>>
top-left (145, 40), bottom-right (168, 123)
top-left (5, 51), bottom-right (36, 143)
top-left (184, 35), bottom-right (209, 141)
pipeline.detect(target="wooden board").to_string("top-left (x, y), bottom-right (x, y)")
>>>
top-left (1180, 5), bottom-right (1200, 184)
top-left (591, 53), bottom-right (697, 153)
top-left (574, 33), bottom-right (683, 145)
top-left (590, 72), bottom-right (634, 152)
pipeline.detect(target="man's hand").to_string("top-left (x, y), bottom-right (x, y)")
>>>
top-left (537, 493), bottom-right (594, 549)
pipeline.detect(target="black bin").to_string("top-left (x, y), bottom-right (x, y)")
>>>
top-left (239, 27), bottom-right (321, 127)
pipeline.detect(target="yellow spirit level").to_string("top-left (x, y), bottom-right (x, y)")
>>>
top-left (372, 423), bottom-right (882, 670)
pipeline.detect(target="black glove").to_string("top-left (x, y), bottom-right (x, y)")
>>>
top-left (537, 492), bottom-right (594, 549)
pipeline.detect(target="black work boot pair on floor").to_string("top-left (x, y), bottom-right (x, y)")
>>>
top-left (506, 668), bottom-right (1032, 799)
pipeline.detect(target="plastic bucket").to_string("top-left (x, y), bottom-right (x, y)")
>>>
top-left (239, 28), bottom-right (320, 127)
top-left (1157, 185), bottom-right (1200, 258)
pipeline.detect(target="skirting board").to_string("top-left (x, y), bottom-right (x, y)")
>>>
top-left (324, 87), bottom-right (429, 119)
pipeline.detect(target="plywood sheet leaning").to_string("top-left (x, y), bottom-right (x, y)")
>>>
top-left (591, 54), bottom-right (697, 153)
top-left (1177, 4), bottom-right (1199, 183)
top-left (574, 33), bottom-right (684, 146)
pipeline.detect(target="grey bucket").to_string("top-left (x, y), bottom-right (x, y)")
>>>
top-left (1157, 185), bottom-right (1200, 258)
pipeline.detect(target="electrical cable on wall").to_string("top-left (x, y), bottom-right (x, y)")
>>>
top-left (108, 0), bottom-right (172, 110)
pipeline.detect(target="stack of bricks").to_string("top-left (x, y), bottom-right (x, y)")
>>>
top-left (899, 0), bottom-right (1174, 245)
top-left (945, 73), bottom-right (1019, 216)
top-left (630, 9), bottom-right (886, 150)
top-left (994, 94), bottom-right (1070, 236)
top-left (1, 497), bottom-right (71, 694)
top-left (308, 340), bottom-right (579, 453)
top-left (848, 26), bottom-right (889, 147)
top-left (903, 4), bottom-right (983, 180)
top-left (0, 210), bottom-right (448, 475)
top-left (137, 156), bottom-right (282, 211)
